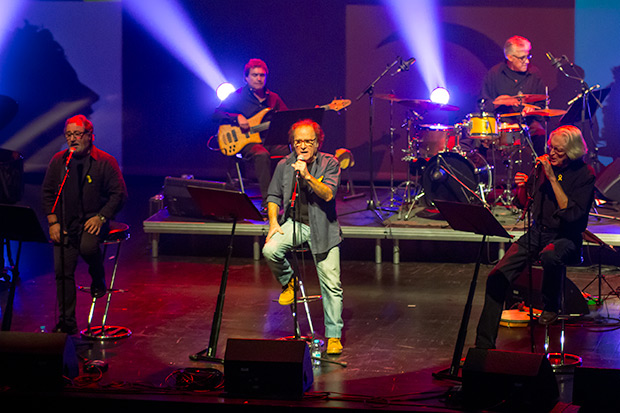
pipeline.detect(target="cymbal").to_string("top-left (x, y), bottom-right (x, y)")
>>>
top-left (493, 94), bottom-right (547, 105)
top-left (398, 99), bottom-right (459, 112)
top-left (375, 93), bottom-right (403, 102)
top-left (528, 108), bottom-right (567, 117)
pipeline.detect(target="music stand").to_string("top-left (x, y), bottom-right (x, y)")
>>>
top-left (264, 108), bottom-right (325, 146)
top-left (0, 204), bottom-right (48, 331)
top-left (430, 200), bottom-right (513, 382)
top-left (560, 87), bottom-right (610, 127)
top-left (186, 186), bottom-right (262, 364)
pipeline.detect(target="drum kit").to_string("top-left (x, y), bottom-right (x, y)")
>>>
top-left (374, 92), bottom-right (567, 219)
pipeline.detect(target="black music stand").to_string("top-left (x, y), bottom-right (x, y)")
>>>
top-left (186, 186), bottom-right (263, 364)
top-left (264, 108), bottom-right (325, 146)
top-left (430, 200), bottom-right (513, 382)
top-left (0, 204), bottom-right (48, 331)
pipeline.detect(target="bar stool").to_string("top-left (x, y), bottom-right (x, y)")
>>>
top-left (276, 242), bottom-right (322, 343)
top-left (543, 254), bottom-right (583, 372)
top-left (80, 221), bottom-right (131, 340)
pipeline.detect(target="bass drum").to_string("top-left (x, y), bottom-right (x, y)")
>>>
top-left (423, 151), bottom-right (492, 205)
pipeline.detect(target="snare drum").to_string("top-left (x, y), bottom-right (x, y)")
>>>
top-left (498, 123), bottom-right (523, 146)
top-left (465, 112), bottom-right (499, 138)
top-left (414, 124), bottom-right (456, 158)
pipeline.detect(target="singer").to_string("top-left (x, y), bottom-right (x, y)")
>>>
top-left (262, 119), bottom-right (344, 355)
top-left (41, 115), bottom-right (127, 335)
top-left (479, 35), bottom-right (547, 156)
top-left (475, 125), bottom-right (595, 350)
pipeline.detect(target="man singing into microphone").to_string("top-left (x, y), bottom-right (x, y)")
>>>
top-left (42, 114), bottom-right (127, 334)
top-left (262, 119), bottom-right (344, 355)
top-left (475, 125), bottom-right (595, 350)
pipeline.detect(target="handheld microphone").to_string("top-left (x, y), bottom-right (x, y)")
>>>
top-left (65, 147), bottom-right (75, 168)
top-left (392, 57), bottom-right (416, 75)
top-left (546, 52), bottom-right (562, 69)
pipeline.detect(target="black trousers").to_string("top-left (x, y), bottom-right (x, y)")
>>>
top-left (54, 228), bottom-right (106, 329)
top-left (475, 226), bottom-right (580, 349)
top-left (242, 143), bottom-right (290, 207)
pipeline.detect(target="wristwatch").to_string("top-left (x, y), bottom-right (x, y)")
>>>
top-left (97, 214), bottom-right (107, 223)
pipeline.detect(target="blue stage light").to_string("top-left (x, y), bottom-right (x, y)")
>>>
top-left (385, 0), bottom-right (446, 93)
top-left (124, 0), bottom-right (226, 91)
top-left (430, 87), bottom-right (450, 104)
top-left (216, 82), bottom-right (236, 101)
top-left (0, 0), bottom-right (27, 53)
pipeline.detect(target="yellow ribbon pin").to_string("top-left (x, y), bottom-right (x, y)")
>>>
top-left (557, 174), bottom-right (562, 182)
top-left (86, 175), bottom-right (92, 184)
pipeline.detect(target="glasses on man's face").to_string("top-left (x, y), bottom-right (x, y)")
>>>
top-left (513, 54), bottom-right (532, 62)
top-left (548, 145), bottom-right (566, 156)
top-left (65, 130), bottom-right (88, 139)
top-left (293, 139), bottom-right (316, 147)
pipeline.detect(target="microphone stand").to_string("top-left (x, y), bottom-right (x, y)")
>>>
top-left (347, 57), bottom-right (402, 222)
top-left (51, 150), bottom-right (73, 332)
top-left (555, 56), bottom-right (604, 172)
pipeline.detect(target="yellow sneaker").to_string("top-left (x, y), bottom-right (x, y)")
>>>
top-left (278, 277), bottom-right (296, 305)
top-left (326, 338), bottom-right (343, 355)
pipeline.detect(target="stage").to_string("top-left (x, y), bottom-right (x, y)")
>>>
top-left (2, 175), bottom-right (620, 412)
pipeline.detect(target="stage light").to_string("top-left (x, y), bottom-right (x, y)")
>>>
top-left (216, 82), bottom-right (236, 101)
top-left (0, 0), bottom-right (26, 53)
top-left (123, 0), bottom-right (226, 91)
top-left (430, 87), bottom-right (450, 104)
top-left (384, 0), bottom-right (446, 93)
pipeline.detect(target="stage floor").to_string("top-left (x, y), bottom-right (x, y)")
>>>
top-left (2, 175), bottom-right (620, 411)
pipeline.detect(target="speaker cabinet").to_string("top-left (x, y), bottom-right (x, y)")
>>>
top-left (462, 348), bottom-right (559, 412)
top-left (224, 338), bottom-right (313, 399)
top-left (573, 366), bottom-right (620, 410)
top-left (0, 332), bottom-right (79, 389)
top-left (596, 158), bottom-right (620, 202)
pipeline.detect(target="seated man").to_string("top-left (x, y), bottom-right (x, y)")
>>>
top-left (262, 119), bottom-right (344, 355)
top-left (475, 125), bottom-right (595, 350)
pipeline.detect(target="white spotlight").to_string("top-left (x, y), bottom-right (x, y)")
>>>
top-left (430, 87), bottom-right (450, 105)
top-left (216, 82), bottom-right (236, 101)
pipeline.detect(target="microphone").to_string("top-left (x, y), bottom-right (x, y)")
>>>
top-left (65, 147), bottom-right (75, 168)
top-left (546, 52), bottom-right (562, 69)
top-left (393, 57), bottom-right (416, 75)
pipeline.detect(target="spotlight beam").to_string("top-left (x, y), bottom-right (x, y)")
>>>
top-left (385, 0), bottom-right (446, 93)
top-left (124, 0), bottom-right (225, 91)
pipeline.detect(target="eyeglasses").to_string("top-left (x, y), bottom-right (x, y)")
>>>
top-left (65, 130), bottom-right (89, 139)
top-left (293, 139), bottom-right (316, 147)
top-left (548, 145), bottom-right (566, 156)
top-left (513, 54), bottom-right (532, 62)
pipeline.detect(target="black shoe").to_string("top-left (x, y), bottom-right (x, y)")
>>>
top-left (538, 311), bottom-right (558, 325)
top-left (91, 279), bottom-right (107, 298)
top-left (53, 322), bottom-right (78, 335)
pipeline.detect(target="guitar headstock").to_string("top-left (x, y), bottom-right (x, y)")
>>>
top-left (325, 98), bottom-right (351, 112)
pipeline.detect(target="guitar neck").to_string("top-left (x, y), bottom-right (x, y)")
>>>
top-left (250, 121), bottom-right (271, 134)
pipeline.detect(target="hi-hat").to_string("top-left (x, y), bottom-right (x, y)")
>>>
top-left (375, 93), bottom-right (403, 102)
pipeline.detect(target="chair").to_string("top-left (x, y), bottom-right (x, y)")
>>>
top-left (334, 148), bottom-right (363, 201)
top-left (80, 222), bottom-right (131, 340)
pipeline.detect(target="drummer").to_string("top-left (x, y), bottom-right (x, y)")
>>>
top-left (479, 35), bottom-right (547, 156)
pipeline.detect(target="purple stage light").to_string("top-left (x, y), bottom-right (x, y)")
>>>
top-left (384, 0), bottom-right (446, 93)
top-left (124, 0), bottom-right (226, 91)
top-left (430, 87), bottom-right (450, 104)
top-left (216, 82), bottom-right (236, 101)
top-left (0, 0), bottom-right (27, 53)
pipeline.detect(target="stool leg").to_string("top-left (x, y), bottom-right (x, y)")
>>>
top-left (101, 241), bottom-right (122, 328)
top-left (298, 278), bottom-right (316, 337)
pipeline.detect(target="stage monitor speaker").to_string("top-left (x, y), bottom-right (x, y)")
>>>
top-left (163, 176), bottom-right (233, 218)
top-left (224, 338), bottom-right (313, 400)
top-left (573, 366), bottom-right (620, 410)
top-left (0, 331), bottom-right (79, 390)
top-left (462, 348), bottom-right (559, 412)
top-left (595, 158), bottom-right (620, 202)
top-left (506, 266), bottom-right (589, 316)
